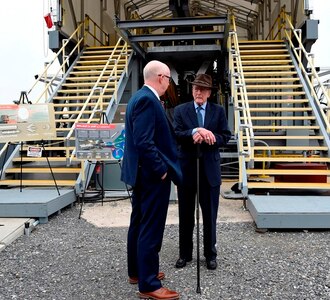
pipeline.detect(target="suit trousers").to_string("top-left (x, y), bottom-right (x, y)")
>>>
top-left (127, 167), bottom-right (171, 292)
top-left (178, 161), bottom-right (220, 261)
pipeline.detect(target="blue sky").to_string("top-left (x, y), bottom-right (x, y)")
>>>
top-left (0, 1), bottom-right (329, 104)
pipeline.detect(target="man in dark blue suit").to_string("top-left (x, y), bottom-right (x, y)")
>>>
top-left (173, 74), bottom-right (231, 271)
top-left (121, 60), bottom-right (182, 300)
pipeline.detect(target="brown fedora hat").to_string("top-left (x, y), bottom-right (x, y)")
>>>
top-left (189, 74), bottom-right (217, 89)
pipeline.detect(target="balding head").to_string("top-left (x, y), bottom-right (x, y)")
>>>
top-left (144, 60), bottom-right (168, 81)
top-left (143, 60), bottom-right (171, 97)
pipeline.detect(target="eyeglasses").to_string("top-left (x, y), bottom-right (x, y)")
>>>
top-left (158, 74), bottom-right (172, 82)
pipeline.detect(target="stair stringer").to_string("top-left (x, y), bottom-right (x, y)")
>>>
top-left (287, 44), bottom-right (330, 155)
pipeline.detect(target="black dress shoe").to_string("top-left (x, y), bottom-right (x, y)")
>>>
top-left (175, 257), bottom-right (192, 268)
top-left (206, 259), bottom-right (217, 270)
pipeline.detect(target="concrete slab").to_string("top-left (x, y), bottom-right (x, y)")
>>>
top-left (0, 180), bottom-right (250, 252)
top-left (0, 218), bottom-right (33, 252)
top-left (80, 179), bottom-right (253, 227)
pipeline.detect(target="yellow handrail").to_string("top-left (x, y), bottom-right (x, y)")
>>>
top-left (229, 14), bottom-right (254, 159)
top-left (27, 14), bottom-right (110, 105)
top-left (228, 13), bottom-right (254, 196)
top-left (265, 13), bottom-right (282, 40)
top-left (84, 14), bottom-right (110, 46)
top-left (65, 37), bottom-right (129, 162)
top-left (28, 23), bottom-right (84, 103)
top-left (281, 12), bottom-right (330, 133)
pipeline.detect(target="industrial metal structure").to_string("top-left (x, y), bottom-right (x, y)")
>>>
top-left (1, 0), bottom-right (330, 229)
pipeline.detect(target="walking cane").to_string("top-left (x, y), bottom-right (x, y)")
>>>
top-left (196, 143), bottom-right (201, 294)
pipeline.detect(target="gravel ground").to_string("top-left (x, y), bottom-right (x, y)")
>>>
top-left (1, 204), bottom-right (330, 300)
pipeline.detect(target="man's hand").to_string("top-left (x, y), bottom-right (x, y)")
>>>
top-left (193, 131), bottom-right (204, 144)
top-left (161, 172), bottom-right (167, 180)
top-left (194, 128), bottom-right (216, 145)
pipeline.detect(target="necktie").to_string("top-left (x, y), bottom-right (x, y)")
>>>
top-left (196, 106), bottom-right (203, 127)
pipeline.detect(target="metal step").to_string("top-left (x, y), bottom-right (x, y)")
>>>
top-left (246, 145), bottom-right (326, 151)
top-left (239, 49), bottom-right (289, 54)
top-left (66, 76), bottom-right (116, 81)
top-left (251, 125), bottom-right (319, 130)
top-left (76, 58), bottom-right (127, 65)
top-left (247, 157), bottom-right (330, 163)
top-left (56, 88), bottom-right (115, 94)
top-left (247, 181), bottom-right (330, 190)
top-left (239, 44), bottom-right (286, 49)
top-left (247, 195), bottom-right (330, 229)
top-left (246, 84), bottom-right (302, 89)
top-left (247, 169), bottom-right (330, 175)
top-left (54, 102), bottom-right (110, 107)
top-left (248, 107), bottom-right (311, 112)
top-left (54, 110), bottom-right (104, 115)
top-left (239, 99), bottom-right (308, 104)
top-left (245, 91), bottom-right (305, 96)
top-left (242, 65), bottom-right (295, 71)
top-left (244, 135), bottom-right (323, 140)
top-left (61, 81), bottom-right (119, 88)
top-left (53, 95), bottom-right (101, 100)
top-left (71, 66), bottom-right (126, 72)
top-left (240, 54), bottom-right (291, 60)
top-left (12, 157), bottom-right (76, 162)
top-left (244, 116), bottom-right (314, 121)
top-left (243, 71), bottom-right (297, 77)
top-left (5, 168), bottom-right (81, 174)
top-left (80, 54), bottom-right (126, 60)
top-left (244, 77), bottom-right (299, 83)
top-left (0, 180), bottom-right (76, 186)
top-left (241, 60), bottom-right (292, 65)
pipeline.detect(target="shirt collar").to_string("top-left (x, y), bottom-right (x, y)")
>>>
top-left (144, 84), bottom-right (160, 100)
top-left (194, 102), bottom-right (207, 110)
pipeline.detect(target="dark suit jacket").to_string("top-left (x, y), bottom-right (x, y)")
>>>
top-left (121, 86), bottom-right (182, 187)
top-left (173, 101), bottom-right (231, 187)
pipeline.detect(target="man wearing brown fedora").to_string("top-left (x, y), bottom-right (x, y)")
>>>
top-left (173, 73), bottom-right (231, 270)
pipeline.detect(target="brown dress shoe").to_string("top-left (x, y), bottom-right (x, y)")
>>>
top-left (138, 287), bottom-right (179, 300)
top-left (129, 272), bottom-right (165, 284)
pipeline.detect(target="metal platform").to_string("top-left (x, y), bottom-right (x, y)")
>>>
top-left (247, 195), bottom-right (330, 229)
top-left (0, 188), bottom-right (76, 223)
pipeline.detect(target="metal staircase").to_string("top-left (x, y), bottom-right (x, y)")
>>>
top-left (228, 11), bottom-right (330, 229)
top-left (0, 16), bottom-right (132, 222)
top-left (238, 39), bottom-right (330, 191)
top-left (0, 43), bottom-right (132, 190)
